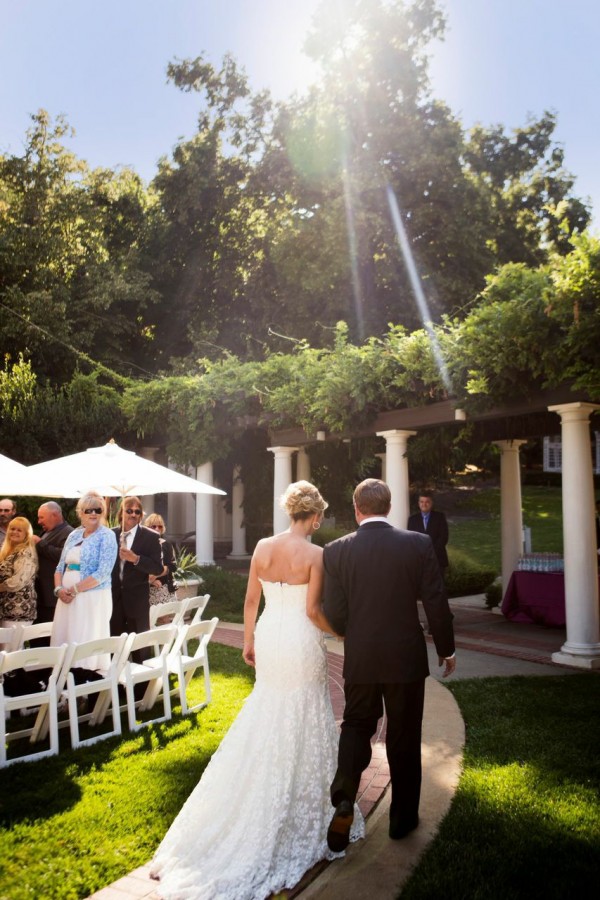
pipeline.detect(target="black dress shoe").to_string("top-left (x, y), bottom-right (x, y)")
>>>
top-left (389, 817), bottom-right (419, 840)
top-left (327, 799), bottom-right (354, 852)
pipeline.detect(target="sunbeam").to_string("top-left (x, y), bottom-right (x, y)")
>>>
top-left (340, 139), bottom-right (365, 340)
top-left (385, 183), bottom-right (452, 393)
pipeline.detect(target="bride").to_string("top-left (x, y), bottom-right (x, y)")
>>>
top-left (151, 480), bottom-right (364, 899)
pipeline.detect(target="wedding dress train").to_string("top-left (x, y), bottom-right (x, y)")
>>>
top-left (151, 579), bottom-right (363, 899)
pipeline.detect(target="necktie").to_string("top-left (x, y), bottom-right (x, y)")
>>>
top-left (120, 530), bottom-right (131, 577)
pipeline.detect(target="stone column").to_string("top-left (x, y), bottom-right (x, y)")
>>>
top-left (376, 430), bottom-right (416, 528)
top-left (296, 447), bottom-right (311, 482)
top-left (195, 461), bottom-right (215, 566)
top-left (227, 465), bottom-right (249, 558)
top-left (268, 446), bottom-right (298, 534)
top-left (548, 402), bottom-right (600, 668)
top-left (495, 440), bottom-right (527, 599)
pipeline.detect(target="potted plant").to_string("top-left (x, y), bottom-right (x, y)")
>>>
top-left (174, 548), bottom-right (204, 600)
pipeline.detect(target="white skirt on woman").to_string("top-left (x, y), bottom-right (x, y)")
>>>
top-left (51, 545), bottom-right (112, 673)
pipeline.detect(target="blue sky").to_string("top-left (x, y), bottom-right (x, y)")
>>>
top-left (1, 0), bottom-right (598, 227)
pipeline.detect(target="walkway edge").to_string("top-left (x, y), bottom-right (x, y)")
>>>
top-left (299, 678), bottom-right (465, 899)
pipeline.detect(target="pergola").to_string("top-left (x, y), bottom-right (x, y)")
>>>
top-left (162, 386), bottom-right (599, 670)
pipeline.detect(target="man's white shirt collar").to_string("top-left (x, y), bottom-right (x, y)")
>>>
top-left (359, 516), bottom-right (389, 526)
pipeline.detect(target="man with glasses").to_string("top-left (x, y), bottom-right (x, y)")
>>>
top-left (0, 499), bottom-right (16, 544)
top-left (110, 496), bottom-right (163, 642)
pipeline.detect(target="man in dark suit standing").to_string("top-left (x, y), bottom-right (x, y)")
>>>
top-left (110, 496), bottom-right (163, 639)
top-left (32, 502), bottom-right (73, 635)
top-left (407, 491), bottom-right (449, 577)
top-left (323, 479), bottom-right (455, 852)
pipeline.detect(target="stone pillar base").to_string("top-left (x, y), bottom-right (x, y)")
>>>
top-left (226, 552), bottom-right (251, 560)
top-left (552, 650), bottom-right (600, 670)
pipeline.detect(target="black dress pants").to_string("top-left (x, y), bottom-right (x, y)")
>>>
top-left (331, 680), bottom-right (425, 826)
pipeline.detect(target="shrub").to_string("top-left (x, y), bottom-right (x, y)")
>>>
top-left (196, 565), bottom-right (247, 623)
top-left (446, 547), bottom-right (497, 598)
top-left (311, 526), bottom-right (352, 548)
top-left (485, 579), bottom-right (503, 609)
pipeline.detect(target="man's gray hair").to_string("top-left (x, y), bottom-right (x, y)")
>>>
top-left (40, 500), bottom-right (63, 517)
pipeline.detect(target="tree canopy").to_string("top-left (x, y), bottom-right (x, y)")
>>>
top-left (0, 0), bottom-right (595, 466)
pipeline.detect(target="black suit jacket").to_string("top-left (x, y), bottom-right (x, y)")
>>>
top-left (407, 509), bottom-right (449, 570)
top-left (35, 522), bottom-right (73, 608)
top-left (323, 522), bottom-right (455, 683)
top-left (111, 525), bottom-right (163, 624)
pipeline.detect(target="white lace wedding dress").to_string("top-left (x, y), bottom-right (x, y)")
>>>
top-left (150, 580), bottom-right (364, 900)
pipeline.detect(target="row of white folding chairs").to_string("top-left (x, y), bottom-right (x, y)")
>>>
top-left (0, 614), bottom-right (219, 767)
top-left (0, 593), bottom-right (211, 654)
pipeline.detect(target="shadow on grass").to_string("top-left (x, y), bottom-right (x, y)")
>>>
top-left (0, 643), bottom-right (255, 828)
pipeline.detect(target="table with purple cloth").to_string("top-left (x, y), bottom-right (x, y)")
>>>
top-left (501, 571), bottom-right (568, 627)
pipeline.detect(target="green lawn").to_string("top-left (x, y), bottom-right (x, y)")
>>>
top-left (2, 659), bottom-right (598, 900)
top-left (401, 674), bottom-right (600, 900)
top-left (447, 485), bottom-right (564, 573)
top-left (0, 644), bottom-right (255, 900)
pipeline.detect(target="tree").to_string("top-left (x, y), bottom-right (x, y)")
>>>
top-left (0, 111), bottom-right (158, 383)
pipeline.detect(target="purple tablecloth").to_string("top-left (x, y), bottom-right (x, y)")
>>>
top-left (501, 571), bottom-right (567, 627)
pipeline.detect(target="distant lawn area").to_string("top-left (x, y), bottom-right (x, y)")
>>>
top-left (447, 485), bottom-right (563, 573)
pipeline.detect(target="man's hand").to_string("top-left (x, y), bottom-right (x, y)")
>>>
top-left (438, 655), bottom-right (456, 678)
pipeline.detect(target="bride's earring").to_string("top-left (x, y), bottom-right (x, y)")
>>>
top-left (313, 519), bottom-right (321, 531)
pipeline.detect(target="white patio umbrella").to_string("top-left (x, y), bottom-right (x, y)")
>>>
top-left (0, 452), bottom-right (28, 494)
top-left (19, 440), bottom-right (226, 499)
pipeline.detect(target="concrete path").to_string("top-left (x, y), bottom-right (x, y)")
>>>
top-left (89, 596), bottom-right (582, 900)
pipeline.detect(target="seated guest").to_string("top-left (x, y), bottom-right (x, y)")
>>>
top-left (144, 513), bottom-right (177, 606)
top-left (52, 493), bottom-right (117, 676)
top-left (0, 517), bottom-right (38, 648)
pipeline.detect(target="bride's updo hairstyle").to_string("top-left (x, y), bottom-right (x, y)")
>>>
top-left (280, 480), bottom-right (328, 522)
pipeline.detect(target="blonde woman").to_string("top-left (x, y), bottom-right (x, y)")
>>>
top-left (52, 492), bottom-right (118, 674)
top-left (144, 513), bottom-right (177, 605)
top-left (0, 516), bottom-right (38, 646)
top-left (151, 481), bottom-right (364, 899)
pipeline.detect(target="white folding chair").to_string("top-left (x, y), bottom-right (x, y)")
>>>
top-left (183, 593), bottom-right (210, 625)
top-left (61, 635), bottom-right (129, 750)
top-left (0, 625), bottom-right (23, 652)
top-left (20, 622), bottom-right (53, 647)
top-left (180, 594), bottom-right (210, 654)
top-left (165, 617), bottom-right (219, 716)
top-left (149, 598), bottom-right (187, 629)
top-left (0, 644), bottom-right (67, 767)
top-left (119, 625), bottom-right (178, 732)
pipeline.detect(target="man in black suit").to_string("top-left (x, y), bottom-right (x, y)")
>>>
top-left (32, 501), bottom-right (73, 634)
top-left (110, 496), bottom-right (163, 639)
top-left (323, 479), bottom-right (455, 852)
top-left (407, 491), bottom-right (449, 577)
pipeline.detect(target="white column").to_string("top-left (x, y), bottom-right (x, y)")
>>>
top-left (195, 461), bottom-right (215, 566)
top-left (376, 430), bottom-right (416, 529)
top-left (296, 447), bottom-right (311, 482)
top-left (375, 452), bottom-right (387, 482)
top-left (495, 440), bottom-right (527, 599)
top-left (268, 446), bottom-right (298, 534)
top-left (227, 465), bottom-right (249, 558)
top-left (548, 402), bottom-right (600, 669)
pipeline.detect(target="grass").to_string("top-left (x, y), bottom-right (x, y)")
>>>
top-left (1, 657), bottom-right (598, 898)
top-left (447, 485), bottom-right (564, 573)
top-left (0, 644), bottom-right (254, 900)
top-left (400, 674), bottom-right (600, 900)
